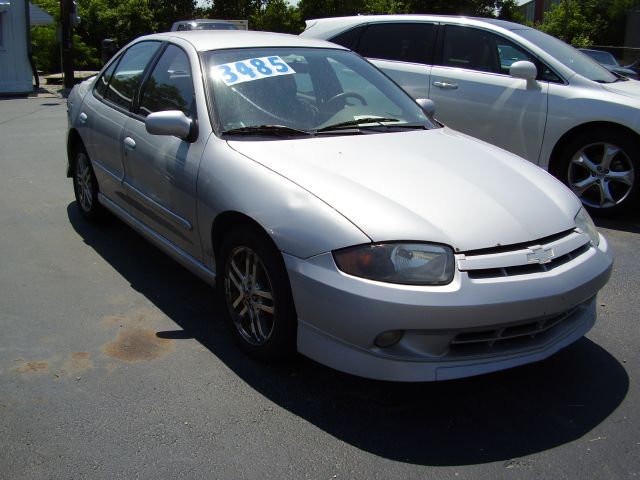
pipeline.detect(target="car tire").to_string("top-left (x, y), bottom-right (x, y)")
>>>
top-left (72, 145), bottom-right (103, 221)
top-left (553, 128), bottom-right (639, 216)
top-left (218, 225), bottom-right (297, 361)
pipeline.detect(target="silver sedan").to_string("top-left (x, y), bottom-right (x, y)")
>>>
top-left (66, 31), bottom-right (613, 381)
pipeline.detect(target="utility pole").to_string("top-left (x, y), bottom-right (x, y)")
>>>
top-left (60, 0), bottom-right (73, 89)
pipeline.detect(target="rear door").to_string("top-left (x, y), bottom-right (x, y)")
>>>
top-left (429, 25), bottom-right (548, 162)
top-left (81, 41), bottom-right (161, 206)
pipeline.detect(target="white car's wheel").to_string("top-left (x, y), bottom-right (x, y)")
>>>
top-left (555, 128), bottom-right (639, 216)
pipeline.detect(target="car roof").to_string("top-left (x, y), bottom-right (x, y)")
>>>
top-left (136, 30), bottom-right (345, 52)
top-left (306, 14), bottom-right (534, 33)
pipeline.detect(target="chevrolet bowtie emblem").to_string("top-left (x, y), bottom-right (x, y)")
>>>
top-left (527, 246), bottom-right (554, 264)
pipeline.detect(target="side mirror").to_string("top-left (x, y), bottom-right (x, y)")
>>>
top-left (416, 98), bottom-right (435, 116)
top-left (145, 110), bottom-right (196, 142)
top-left (510, 60), bottom-right (537, 81)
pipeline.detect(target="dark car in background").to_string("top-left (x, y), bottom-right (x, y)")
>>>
top-left (579, 48), bottom-right (638, 80)
top-left (626, 58), bottom-right (640, 76)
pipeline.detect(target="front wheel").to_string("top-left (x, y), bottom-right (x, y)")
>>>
top-left (218, 226), bottom-right (297, 361)
top-left (553, 128), bottom-right (639, 216)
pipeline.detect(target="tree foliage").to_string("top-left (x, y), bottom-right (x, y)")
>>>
top-left (403, 0), bottom-right (496, 16)
top-left (496, 0), bottom-right (528, 23)
top-left (537, 0), bottom-right (595, 47)
top-left (250, 0), bottom-right (304, 34)
top-left (535, 0), bottom-right (638, 48)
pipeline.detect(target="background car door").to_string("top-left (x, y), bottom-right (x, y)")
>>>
top-left (122, 44), bottom-right (206, 260)
top-left (429, 25), bottom-right (548, 162)
top-left (80, 41), bottom-right (161, 204)
top-left (353, 22), bottom-right (437, 100)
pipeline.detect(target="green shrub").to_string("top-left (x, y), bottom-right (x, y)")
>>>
top-left (31, 25), bottom-right (100, 73)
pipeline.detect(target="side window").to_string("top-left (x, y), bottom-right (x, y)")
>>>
top-left (103, 41), bottom-right (161, 111)
top-left (329, 25), bottom-right (366, 50)
top-left (139, 45), bottom-right (195, 118)
top-left (541, 66), bottom-right (562, 83)
top-left (496, 43), bottom-right (530, 71)
top-left (440, 26), bottom-right (503, 74)
top-left (94, 59), bottom-right (118, 98)
top-left (356, 23), bottom-right (436, 65)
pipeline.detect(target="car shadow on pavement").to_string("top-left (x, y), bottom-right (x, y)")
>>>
top-left (592, 209), bottom-right (640, 234)
top-left (68, 203), bottom-right (629, 467)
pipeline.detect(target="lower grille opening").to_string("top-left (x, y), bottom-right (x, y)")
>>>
top-left (448, 305), bottom-right (581, 356)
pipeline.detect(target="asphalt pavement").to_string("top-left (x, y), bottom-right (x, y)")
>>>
top-left (1, 95), bottom-right (639, 479)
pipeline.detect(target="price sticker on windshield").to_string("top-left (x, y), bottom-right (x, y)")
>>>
top-left (213, 56), bottom-right (296, 86)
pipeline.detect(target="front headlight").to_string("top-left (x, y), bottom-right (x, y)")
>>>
top-left (333, 242), bottom-right (454, 285)
top-left (574, 206), bottom-right (600, 246)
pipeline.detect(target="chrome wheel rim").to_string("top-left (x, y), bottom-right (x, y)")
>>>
top-left (568, 142), bottom-right (634, 209)
top-left (224, 246), bottom-right (275, 346)
top-left (75, 153), bottom-right (93, 212)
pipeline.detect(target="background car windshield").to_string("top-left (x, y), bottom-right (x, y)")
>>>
top-left (582, 50), bottom-right (618, 66)
top-left (203, 47), bottom-right (434, 133)
top-left (517, 29), bottom-right (617, 83)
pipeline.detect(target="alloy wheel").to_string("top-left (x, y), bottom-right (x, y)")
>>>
top-left (75, 152), bottom-right (94, 212)
top-left (568, 142), bottom-right (634, 209)
top-left (224, 246), bottom-right (276, 346)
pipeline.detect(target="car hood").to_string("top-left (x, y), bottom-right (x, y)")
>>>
top-left (601, 78), bottom-right (640, 99)
top-left (228, 128), bottom-right (580, 252)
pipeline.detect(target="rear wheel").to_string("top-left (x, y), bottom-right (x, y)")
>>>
top-left (218, 225), bottom-right (297, 361)
top-left (553, 128), bottom-right (639, 216)
top-left (72, 145), bottom-right (103, 221)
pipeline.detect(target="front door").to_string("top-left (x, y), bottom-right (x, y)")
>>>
top-left (122, 44), bottom-right (206, 260)
top-left (429, 25), bottom-right (548, 163)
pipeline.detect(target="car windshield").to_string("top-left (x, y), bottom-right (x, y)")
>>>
top-left (202, 47), bottom-right (434, 135)
top-left (517, 29), bottom-right (617, 83)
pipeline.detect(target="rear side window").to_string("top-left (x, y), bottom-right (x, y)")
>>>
top-left (94, 60), bottom-right (118, 98)
top-left (329, 25), bottom-right (366, 50)
top-left (139, 44), bottom-right (195, 118)
top-left (102, 41), bottom-right (161, 111)
top-left (356, 23), bottom-right (436, 65)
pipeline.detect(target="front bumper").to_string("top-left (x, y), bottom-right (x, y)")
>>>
top-left (283, 235), bottom-right (613, 382)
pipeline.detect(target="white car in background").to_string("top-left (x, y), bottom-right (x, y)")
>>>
top-left (301, 15), bottom-right (640, 215)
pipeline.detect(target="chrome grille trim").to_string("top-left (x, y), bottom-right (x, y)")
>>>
top-left (457, 230), bottom-right (592, 279)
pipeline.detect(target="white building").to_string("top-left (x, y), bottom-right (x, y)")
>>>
top-left (0, 0), bottom-right (53, 94)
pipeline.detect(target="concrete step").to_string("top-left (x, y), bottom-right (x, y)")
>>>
top-left (44, 71), bottom-right (99, 85)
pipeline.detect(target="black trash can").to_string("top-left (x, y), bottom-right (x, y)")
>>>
top-left (101, 39), bottom-right (117, 65)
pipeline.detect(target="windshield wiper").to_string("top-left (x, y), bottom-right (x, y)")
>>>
top-left (223, 124), bottom-right (315, 137)
top-left (317, 117), bottom-right (400, 132)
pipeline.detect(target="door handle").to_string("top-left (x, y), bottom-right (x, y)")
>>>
top-left (79, 112), bottom-right (88, 124)
top-left (124, 137), bottom-right (136, 150)
top-left (433, 81), bottom-right (458, 90)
